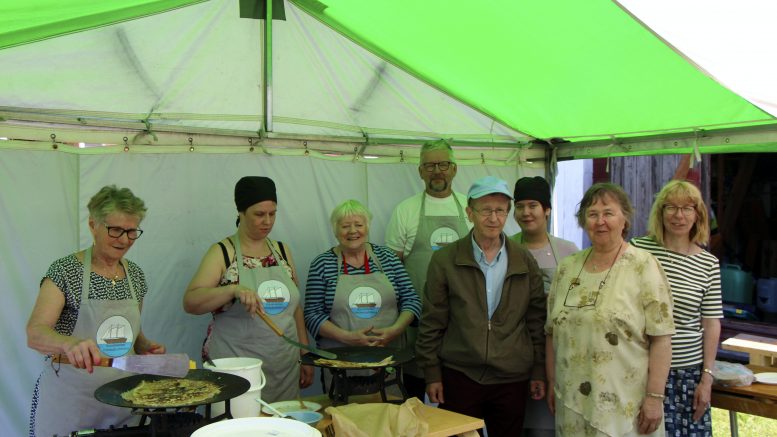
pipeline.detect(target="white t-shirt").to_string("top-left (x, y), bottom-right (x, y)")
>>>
top-left (385, 191), bottom-right (472, 255)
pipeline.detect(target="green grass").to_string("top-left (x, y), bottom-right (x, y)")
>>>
top-left (712, 407), bottom-right (777, 435)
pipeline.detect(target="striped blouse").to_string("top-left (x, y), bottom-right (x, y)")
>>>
top-left (631, 236), bottom-right (723, 367)
top-left (303, 243), bottom-right (421, 339)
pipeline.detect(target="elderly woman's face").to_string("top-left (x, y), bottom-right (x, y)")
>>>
top-left (89, 212), bottom-right (141, 260)
top-left (662, 195), bottom-right (697, 239)
top-left (240, 200), bottom-right (277, 240)
top-left (336, 214), bottom-right (368, 251)
top-left (584, 194), bottom-right (626, 249)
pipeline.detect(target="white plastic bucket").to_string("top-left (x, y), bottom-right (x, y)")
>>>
top-left (210, 386), bottom-right (263, 418)
top-left (204, 357), bottom-right (266, 418)
top-left (204, 357), bottom-right (266, 388)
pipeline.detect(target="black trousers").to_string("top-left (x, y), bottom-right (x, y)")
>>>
top-left (439, 366), bottom-right (529, 437)
top-left (403, 373), bottom-right (427, 402)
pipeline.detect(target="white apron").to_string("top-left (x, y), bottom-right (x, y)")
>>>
top-left (33, 248), bottom-right (140, 436)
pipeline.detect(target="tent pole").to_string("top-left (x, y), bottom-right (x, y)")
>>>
top-left (263, 0), bottom-right (273, 132)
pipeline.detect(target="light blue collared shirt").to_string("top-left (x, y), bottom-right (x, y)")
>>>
top-left (471, 233), bottom-right (508, 319)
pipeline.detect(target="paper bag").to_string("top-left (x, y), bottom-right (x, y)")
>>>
top-left (325, 397), bottom-right (429, 437)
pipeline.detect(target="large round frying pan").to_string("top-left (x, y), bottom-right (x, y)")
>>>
top-left (95, 369), bottom-right (250, 409)
top-left (301, 346), bottom-right (414, 370)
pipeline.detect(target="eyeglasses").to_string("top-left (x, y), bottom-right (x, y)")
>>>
top-left (663, 205), bottom-right (695, 217)
top-left (421, 161), bottom-right (452, 172)
top-left (473, 208), bottom-right (509, 218)
top-left (563, 278), bottom-right (602, 309)
top-left (104, 223), bottom-right (143, 240)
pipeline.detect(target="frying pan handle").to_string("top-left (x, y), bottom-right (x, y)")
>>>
top-left (255, 310), bottom-right (284, 337)
top-left (52, 354), bottom-right (112, 367)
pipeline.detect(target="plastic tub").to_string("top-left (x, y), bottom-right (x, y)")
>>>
top-left (204, 357), bottom-right (266, 388)
top-left (204, 357), bottom-right (266, 418)
top-left (211, 386), bottom-right (263, 418)
top-left (757, 278), bottom-right (777, 312)
top-left (720, 264), bottom-right (754, 304)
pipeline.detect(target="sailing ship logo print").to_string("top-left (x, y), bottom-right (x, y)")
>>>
top-left (102, 324), bottom-right (127, 344)
top-left (258, 280), bottom-right (290, 315)
top-left (96, 315), bottom-right (134, 357)
top-left (430, 227), bottom-right (459, 251)
top-left (348, 286), bottom-right (382, 319)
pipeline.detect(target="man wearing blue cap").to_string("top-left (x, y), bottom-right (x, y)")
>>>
top-left (416, 175), bottom-right (547, 436)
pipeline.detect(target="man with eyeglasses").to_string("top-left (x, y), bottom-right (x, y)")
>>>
top-left (416, 176), bottom-right (547, 436)
top-left (385, 139), bottom-right (471, 401)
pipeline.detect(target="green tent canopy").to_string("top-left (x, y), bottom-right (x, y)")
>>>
top-left (1, 0), bottom-right (775, 159)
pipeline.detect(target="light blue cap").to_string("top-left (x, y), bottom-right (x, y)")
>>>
top-left (467, 176), bottom-right (513, 200)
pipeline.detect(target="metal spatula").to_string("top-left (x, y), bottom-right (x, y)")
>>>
top-left (53, 353), bottom-right (191, 377)
top-left (255, 310), bottom-right (337, 359)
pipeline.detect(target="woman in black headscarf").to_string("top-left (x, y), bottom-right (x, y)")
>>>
top-left (184, 176), bottom-right (313, 402)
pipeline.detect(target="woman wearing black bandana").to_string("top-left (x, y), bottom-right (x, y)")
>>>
top-left (184, 176), bottom-right (313, 402)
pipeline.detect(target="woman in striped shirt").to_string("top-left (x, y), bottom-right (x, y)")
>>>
top-left (631, 180), bottom-right (723, 437)
top-left (304, 199), bottom-right (421, 351)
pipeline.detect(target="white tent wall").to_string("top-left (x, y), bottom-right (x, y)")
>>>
top-left (0, 150), bottom-right (79, 435)
top-left (0, 149), bottom-right (537, 435)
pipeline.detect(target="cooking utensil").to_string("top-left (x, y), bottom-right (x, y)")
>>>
top-left (300, 346), bottom-right (413, 369)
top-left (94, 368), bottom-right (250, 409)
top-left (255, 310), bottom-right (337, 359)
top-left (53, 353), bottom-right (191, 377)
top-left (256, 397), bottom-right (288, 418)
top-left (203, 353), bottom-right (217, 368)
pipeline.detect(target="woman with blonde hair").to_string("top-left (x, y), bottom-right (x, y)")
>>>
top-left (631, 180), bottom-right (722, 436)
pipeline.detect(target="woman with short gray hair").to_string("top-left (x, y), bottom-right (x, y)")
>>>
top-left (546, 183), bottom-right (675, 436)
top-left (27, 185), bottom-right (165, 436)
top-left (305, 199), bottom-right (420, 350)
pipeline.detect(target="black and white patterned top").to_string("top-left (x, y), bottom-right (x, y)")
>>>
top-left (631, 236), bottom-right (723, 367)
top-left (42, 254), bottom-right (148, 336)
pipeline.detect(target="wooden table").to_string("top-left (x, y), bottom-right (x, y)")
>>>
top-left (711, 365), bottom-right (777, 437)
top-left (302, 393), bottom-right (484, 436)
top-left (722, 333), bottom-right (777, 367)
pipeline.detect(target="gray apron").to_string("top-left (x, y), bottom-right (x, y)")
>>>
top-left (34, 248), bottom-right (140, 436)
top-left (207, 235), bottom-right (300, 403)
top-left (403, 194), bottom-right (467, 377)
top-left (515, 232), bottom-right (560, 435)
top-left (319, 244), bottom-right (399, 350)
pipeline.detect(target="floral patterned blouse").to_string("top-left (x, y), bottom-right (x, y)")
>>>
top-left (546, 245), bottom-right (675, 436)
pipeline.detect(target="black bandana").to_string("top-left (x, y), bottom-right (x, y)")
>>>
top-left (234, 176), bottom-right (277, 212)
top-left (513, 176), bottom-right (551, 209)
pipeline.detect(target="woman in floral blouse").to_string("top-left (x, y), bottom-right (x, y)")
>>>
top-left (545, 183), bottom-right (675, 436)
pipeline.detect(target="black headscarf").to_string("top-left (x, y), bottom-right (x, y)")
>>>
top-left (234, 176), bottom-right (276, 226)
top-left (513, 176), bottom-right (551, 209)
